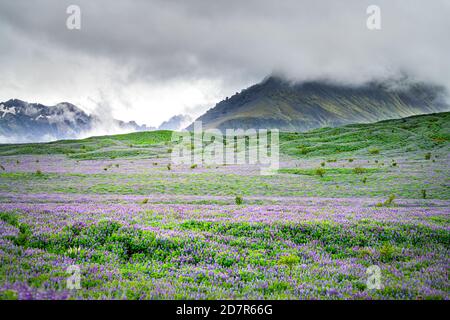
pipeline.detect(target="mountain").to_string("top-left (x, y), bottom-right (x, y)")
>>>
top-left (187, 76), bottom-right (449, 132)
top-left (158, 114), bottom-right (192, 131)
top-left (0, 99), bottom-right (153, 143)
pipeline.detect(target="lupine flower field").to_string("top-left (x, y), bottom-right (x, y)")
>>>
top-left (0, 113), bottom-right (449, 299)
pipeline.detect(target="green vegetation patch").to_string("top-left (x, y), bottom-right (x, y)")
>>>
top-left (278, 167), bottom-right (379, 176)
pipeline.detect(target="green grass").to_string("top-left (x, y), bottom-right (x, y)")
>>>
top-left (278, 168), bottom-right (379, 176)
top-left (0, 172), bottom-right (55, 180)
top-left (279, 112), bottom-right (450, 158)
top-left (1, 168), bottom-right (447, 199)
top-left (0, 112), bottom-right (448, 199)
top-left (1, 113), bottom-right (449, 161)
top-left (101, 130), bottom-right (173, 145)
top-left (68, 149), bottom-right (160, 160)
top-left (0, 130), bottom-right (174, 158)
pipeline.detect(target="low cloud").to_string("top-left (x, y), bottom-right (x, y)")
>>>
top-left (0, 0), bottom-right (449, 127)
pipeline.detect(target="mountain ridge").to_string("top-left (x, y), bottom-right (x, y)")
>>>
top-left (0, 99), bottom-right (154, 143)
top-left (186, 76), bottom-right (449, 132)
top-left (158, 114), bottom-right (192, 131)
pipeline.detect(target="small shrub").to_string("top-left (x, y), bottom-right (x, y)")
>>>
top-left (35, 169), bottom-right (42, 176)
top-left (380, 243), bottom-right (397, 262)
top-left (217, 253), bottom-right (235, 268)
top-left (348, 158), bottom-right (354, 163)
top-left (235, 196), bottom-right (243, 205)
top-left (167, 164), bottom-right (171, 170)
top-left (15, 224), bottom-right (32, 246)
top-left (358, 247), bottom-right (373, 258)
top-left (190, 164), bottom-right (197, 169)
top-left (103, 167), bottom-right (108, 171)
top-left (167, 148), bottom-right (172, 153)
top-left (315, 168), bottom-right (326, 177)
top-left (424, 153), bottom-right (431, 160)
top-left (0, 290), bottom-right (18, 300)
top-left (320, 162), bottom-right (325, 167)
top-left (67, 246), bottom-right (83, 259)
top-left (362, 177), bottom-right (367, 184)
top-left (385, 194), bottom-right (396, 205)
top-left (391, 162), bottom-right (397, 167)
top-left (421, 189), bottom-right (427, 199)
top-left (369, 148), bottom-right (380, 155)
top-left (375, 194), bottom-right (396, 207)
top-left (141, 198), bottom-right (148, 204)
top-left (278, 254), bottom-right (300, 275)
top-left (353, 167), bottom-right (366, 174)
top-left (0, 165), bottom-right (5, 171)
top-left (298, 146), bottom-right (309, 155)
top-left (0, 212), bottom-right (19, 226)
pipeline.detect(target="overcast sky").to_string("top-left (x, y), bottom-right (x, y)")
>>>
top-left (0, 0), bottom-right (449, 127)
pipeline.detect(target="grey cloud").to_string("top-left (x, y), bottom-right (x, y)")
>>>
top-left (0, 0), bottom-right (449, 122)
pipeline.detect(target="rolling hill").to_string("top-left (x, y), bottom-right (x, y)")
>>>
top-left (0, 112), bottom-right (448, 161)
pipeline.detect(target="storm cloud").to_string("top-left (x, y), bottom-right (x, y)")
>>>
top-left (0, 0), bottom-right (449, 127)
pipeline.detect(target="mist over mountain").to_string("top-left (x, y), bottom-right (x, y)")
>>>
top-left (2, 75), bottom-right (449, 143)
top-left (187, 76), bottom-right (450, 132)
top-left (158, 114), bottom-right (192, 131)
top-left (0, 99), bottom-right (154, 143)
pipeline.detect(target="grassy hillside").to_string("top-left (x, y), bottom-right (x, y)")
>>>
top-left (0, 112), bottom-right (448, 161)
top-left (0, 130), bottom-right (173, 159)
top-left (280, 111), bottom-right (450, 158)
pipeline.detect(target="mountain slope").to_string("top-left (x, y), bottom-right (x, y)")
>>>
top-left (0, 99), bottom-right (153, 143)
top-left (187, 76), bottom-right (449, 132)
top-left (158, 114), bottom-right (192, 131)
